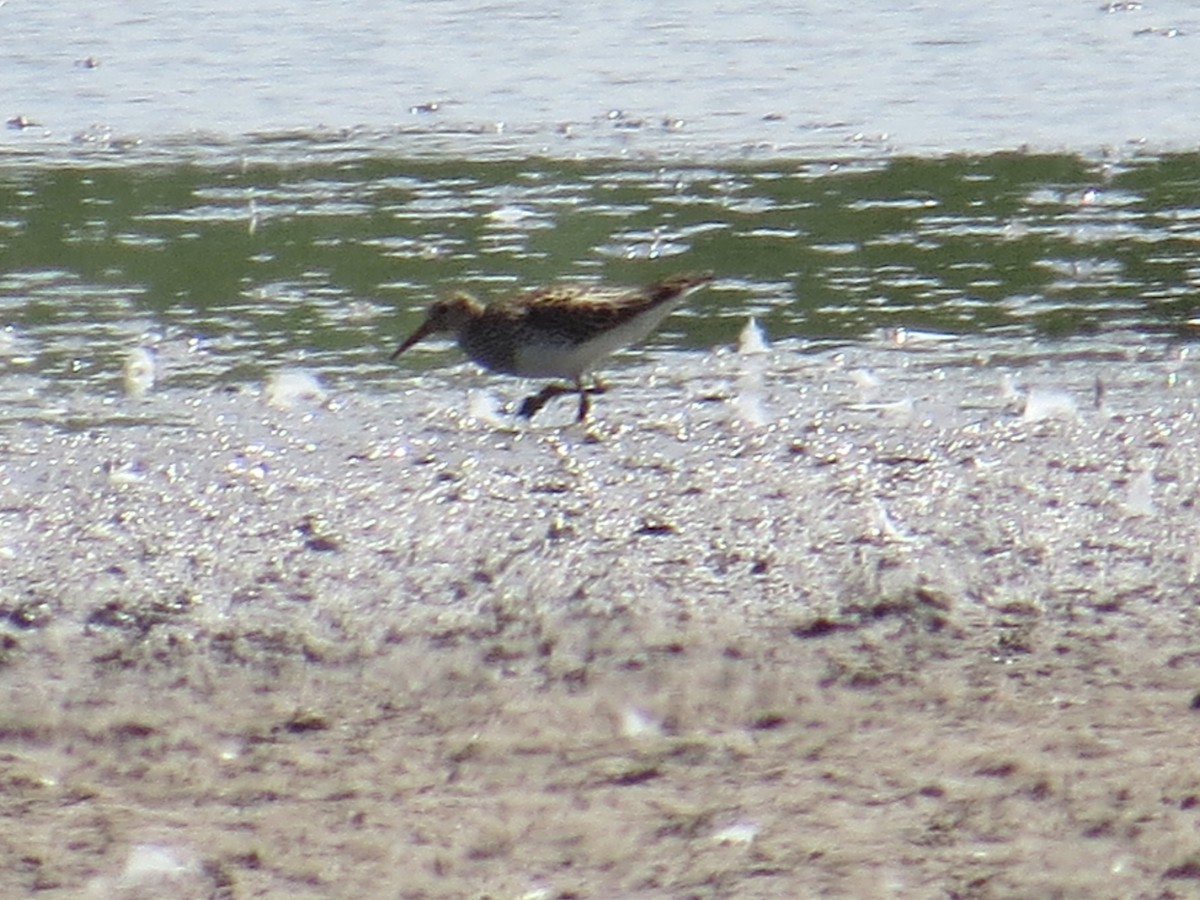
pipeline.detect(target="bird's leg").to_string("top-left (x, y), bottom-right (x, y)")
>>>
top-left (518, 383), bottom-right (573, 419)
top-left (575, 378), bottom-right (590, 423)
top-left (574, 377), bottom-right (609, 422)
top-left (573, 376), bottom-right (614, 427)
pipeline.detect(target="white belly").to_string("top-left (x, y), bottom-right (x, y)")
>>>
top-left (511, 301), bottom-right (683, 378)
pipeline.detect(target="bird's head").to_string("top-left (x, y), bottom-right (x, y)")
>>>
top-left (390, 293), bottom-right (484, 360)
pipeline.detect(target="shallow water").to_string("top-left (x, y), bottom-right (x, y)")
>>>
top-left (2, 151), bottom-right (1200, 419)
top-left (5, 0), bottom-right (1200, 157)
top-left (3, 2), bottom-right (1200, 425)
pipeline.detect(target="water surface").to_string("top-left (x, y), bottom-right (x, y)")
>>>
top-left (5, 0), bottom-right (1200, 158)
top-left (2, 1), bottom-right (1200, 421)
top-left (2, 152), bottom-right (1200, 406)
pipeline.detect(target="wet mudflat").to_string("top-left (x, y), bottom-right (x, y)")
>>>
top-left (3, 333), bottom-right (1200, 896)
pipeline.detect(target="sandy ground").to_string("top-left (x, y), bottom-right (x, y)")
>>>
top-left (4, 333), bottom-right (1200, 898)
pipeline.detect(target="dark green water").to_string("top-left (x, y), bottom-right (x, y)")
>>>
top-left (2, 149), bottom-right (1199, 395)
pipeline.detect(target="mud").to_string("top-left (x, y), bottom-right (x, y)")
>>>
top-left (3, 333), bottom-right (1200, 898)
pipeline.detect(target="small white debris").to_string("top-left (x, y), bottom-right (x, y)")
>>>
top-left (737, 317), bottom-right (769, 355)
top-left (620, 706), bottom-right (662, 740)
top-left (217, 738), bottom-right (243, 761)
top-left (115, 843), bottom-right (200, 889)
top-left (731, 385), bottom-right (771, 427)
top-left (265, 368), bottom-right (328, 411)
top-left (846, 398), bottom-right (916, 422)
top-left (107, 460), bottom-right (148, 486)
top-left (871, 498), bottom-right (915, 543)
top-left (731, 364), bottom-right (772, 427)
top-left (122, 347), bottom-right (156, 398)
top-left (880, 326), bottom-right (956, 347)
top-left (849, 368), bottom-right (883, 392)
top-left (999, 373), bottom-right (1024, 405)
top-left (713, 820), bottom-right (760, 845)
top-left (1021, 388), bottom-right (1079, 423)
top-left (1124, 469), bottom-right (1157, 517)
top-left (466, 389), bottom-right (505, 426)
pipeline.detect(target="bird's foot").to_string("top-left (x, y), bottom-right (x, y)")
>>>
top-left (518, 384), bottom-right (571, 419)
top-left (519, 382), bottom-right (608, 422)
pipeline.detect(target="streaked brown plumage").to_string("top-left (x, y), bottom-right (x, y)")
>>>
top-left (391, 272), bottom-right (714, 421)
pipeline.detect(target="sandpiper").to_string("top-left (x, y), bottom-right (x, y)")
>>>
top-left (390, 272), bottom-right (714, 422)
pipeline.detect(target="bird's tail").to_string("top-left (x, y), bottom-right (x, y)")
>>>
top-left (649, 271), bottom-right (715, 302)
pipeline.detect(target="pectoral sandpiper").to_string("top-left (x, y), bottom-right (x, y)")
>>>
top-left (390, 272), bottom-right (713, 422)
